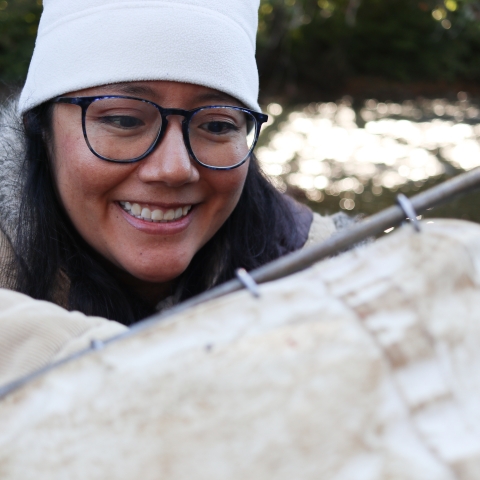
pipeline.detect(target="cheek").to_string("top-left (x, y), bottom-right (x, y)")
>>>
top-left (54, 128), bottom-right (88, 193)
top-left (199, 163), bottom-right (249, 230)
top-left (54, 131), bottom-right (118, 200)
top-left (206, 164), bottom-right (247, 203)
top-left (55, 134), bottom-right (101, 195)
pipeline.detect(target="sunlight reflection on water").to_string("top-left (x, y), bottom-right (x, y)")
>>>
top-left (258, 95), bottom-right (480, 212)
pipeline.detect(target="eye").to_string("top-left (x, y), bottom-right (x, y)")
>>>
top-left (101, 115), bottom-right (145, 129)
top-left (202, 121), bottom-right (239, 135)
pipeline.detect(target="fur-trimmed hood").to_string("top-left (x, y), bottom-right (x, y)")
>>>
top-left (0, 96), bottom-right (26, 241)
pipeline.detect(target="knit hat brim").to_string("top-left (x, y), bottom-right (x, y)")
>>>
top-left (19, 3), bottom-right (260, 113)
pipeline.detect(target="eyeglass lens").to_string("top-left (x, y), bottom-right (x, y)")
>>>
top-left (84, 98), bottom-right (257, 167)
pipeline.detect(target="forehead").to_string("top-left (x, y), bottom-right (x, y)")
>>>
top-left (67, 81), bottom-right (242, 108)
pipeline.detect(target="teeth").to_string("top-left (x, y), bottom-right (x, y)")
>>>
top-left (131, 203), bottom-right (141, 216)
top-left (141, 207), bottom-right (151, 219)
top-left (120, 202), bottom-right (192, 223)
top-left (164, 209), bottom-right (175, 221)
top-left (151, 209), bottom-right (163, 221)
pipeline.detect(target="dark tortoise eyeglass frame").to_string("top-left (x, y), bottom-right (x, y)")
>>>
top-left (52, 95), bottom-right (269, 171)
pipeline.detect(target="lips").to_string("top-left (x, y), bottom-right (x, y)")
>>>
top-left (119, 201), bottom-right (192, 222)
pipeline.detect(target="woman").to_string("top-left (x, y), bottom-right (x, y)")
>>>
top-left (0, 0), bottom-right (341, 328)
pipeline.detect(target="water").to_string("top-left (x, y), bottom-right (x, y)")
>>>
top-left (257, 94), bottom-right (480, 223)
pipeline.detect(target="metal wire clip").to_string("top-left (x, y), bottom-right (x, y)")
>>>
top-left (235, 268), bottom-right (260, 298)
top-left (396, 193), bottom-right (421, 232)
top-left (90, 339), bottom-right (105, 351)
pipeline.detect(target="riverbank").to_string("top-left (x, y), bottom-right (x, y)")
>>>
top-left (259, 76), bottom-right (480, 106)
top-left (257, 93), bottom-right (480, 224)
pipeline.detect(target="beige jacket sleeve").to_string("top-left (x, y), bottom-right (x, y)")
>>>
top-left (0, 230), bottom-right (127, 386)
top-left (0, 289), bottom-right (127, 387)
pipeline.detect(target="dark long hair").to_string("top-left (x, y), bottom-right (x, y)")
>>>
top-left (11, 102), bottom-right (306, 325)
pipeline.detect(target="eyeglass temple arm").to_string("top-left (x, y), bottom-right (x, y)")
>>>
top-left (256, 112), bottom-right (268, 125)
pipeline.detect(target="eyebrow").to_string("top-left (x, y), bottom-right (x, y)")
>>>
top-left (96, 83), bottom-right (241, 106)
top-left (193, 91), bottom-right (240, 106)
top-left (97, 83), bottom-right (157, 97)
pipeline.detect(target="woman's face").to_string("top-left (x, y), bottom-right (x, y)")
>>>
top-left (51, 81), bottom-right (249, 293)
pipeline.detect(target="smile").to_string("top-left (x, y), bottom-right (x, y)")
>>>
top-left (119, 201), bottom-right (192, 222)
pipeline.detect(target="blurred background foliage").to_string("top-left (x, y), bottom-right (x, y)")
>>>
top-left (1, 0), bottom-right (480, 99)
top-left (0, 0), bottom-right (41, 87)
top-left (256, 0), bottom-right (480, 101)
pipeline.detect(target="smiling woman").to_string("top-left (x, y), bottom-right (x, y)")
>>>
top-left (0, 0), bottom-right (342, 328)
top-left (50, 82), bottom-right (257, 301)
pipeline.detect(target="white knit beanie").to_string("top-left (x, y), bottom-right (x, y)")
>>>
top-left (19, 0), bottom-right (261, 114)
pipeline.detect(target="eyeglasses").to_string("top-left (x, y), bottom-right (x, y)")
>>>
top-left (52, 95), bottom-right (268, 170)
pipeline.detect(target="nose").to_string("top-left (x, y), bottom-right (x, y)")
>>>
top-left (136, 117), bottom-right (200, 187)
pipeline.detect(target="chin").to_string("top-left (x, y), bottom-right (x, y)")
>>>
top-left (127, 262), bottom-right (189, 284)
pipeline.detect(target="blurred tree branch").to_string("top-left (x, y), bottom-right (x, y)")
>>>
top-left (345, 0), bottom-right (362, 26)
